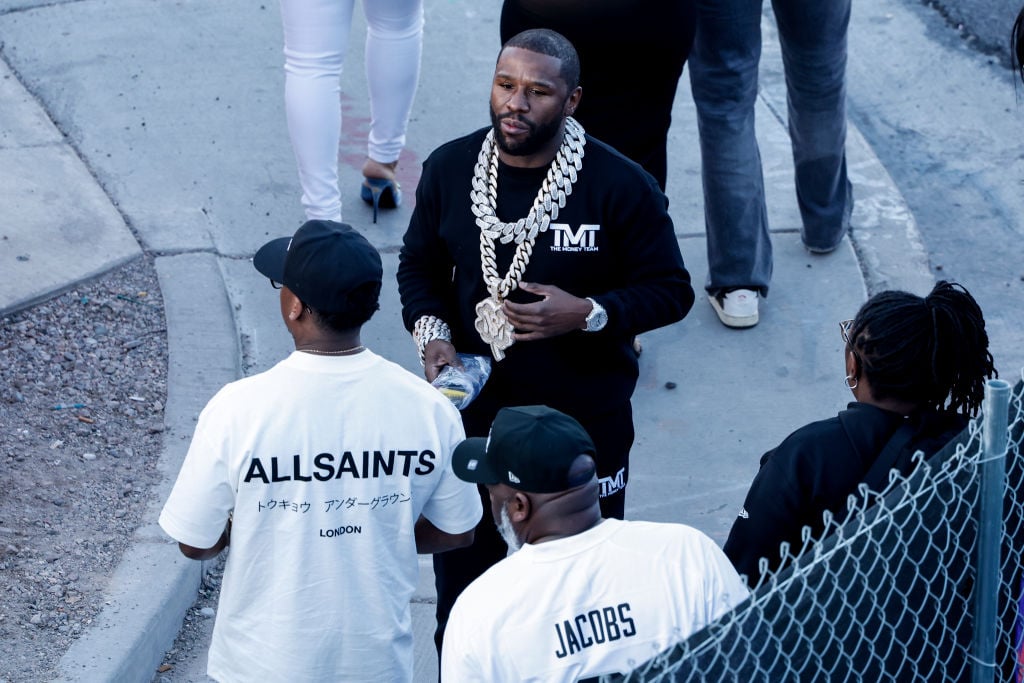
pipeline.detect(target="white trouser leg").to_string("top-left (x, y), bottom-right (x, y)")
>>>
top-left (280, 0), bottom-right (355, 221)
top-left (363, 0), bottom-right (424, 164)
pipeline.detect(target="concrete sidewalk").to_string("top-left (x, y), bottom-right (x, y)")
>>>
top-left (0, 1), bottom-right (931, 681)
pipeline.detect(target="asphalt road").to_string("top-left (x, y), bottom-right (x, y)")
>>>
top-left (922, 0), bottom-right (1021, 62)
top-left (849, 0), bottom-right (1024, 377)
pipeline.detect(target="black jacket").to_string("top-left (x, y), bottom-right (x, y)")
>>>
top-left (724, 402), bottom-right (967, 585)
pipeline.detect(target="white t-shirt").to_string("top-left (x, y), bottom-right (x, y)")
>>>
top-left (441, 518), bottom-right (749, 682)
top-left (159, 350), bottom-right (482, 683)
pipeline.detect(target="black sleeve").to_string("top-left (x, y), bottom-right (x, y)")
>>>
top-left (723, 443), bottom-right (809, 587)
top-left (397, 155), bottom-right (456, 332)
top-left (593, 173), bottom-right (694, 336)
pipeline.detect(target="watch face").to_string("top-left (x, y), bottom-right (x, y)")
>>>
top-left (588, 308), bottom-right (608, 332)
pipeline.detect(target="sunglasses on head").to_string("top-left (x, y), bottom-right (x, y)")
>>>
top-left (839, 319), bottom-right (854, 344)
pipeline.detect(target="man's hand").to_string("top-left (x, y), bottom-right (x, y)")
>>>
top-left (503, 282), bottom-right (593, 341)
top-left (423, 339), bottom-right (461, 382)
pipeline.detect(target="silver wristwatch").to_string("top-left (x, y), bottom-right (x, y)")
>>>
top-left (583, 297), bottom-right (608, 332)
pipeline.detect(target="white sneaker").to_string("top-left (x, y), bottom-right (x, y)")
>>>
top-left (709, 289), bottom-right (759, 328)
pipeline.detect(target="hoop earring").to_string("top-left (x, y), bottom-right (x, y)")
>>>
top-left (844, 375), bottom-right (858, 389)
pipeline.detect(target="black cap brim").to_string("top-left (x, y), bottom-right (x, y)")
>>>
top-left (452, 437), bottom-right (501, 485)
top-left (252, 236), bottom-right (291, 283)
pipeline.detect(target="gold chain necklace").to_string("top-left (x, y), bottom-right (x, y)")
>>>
top-left (298, 345), bottom-right (365, 356)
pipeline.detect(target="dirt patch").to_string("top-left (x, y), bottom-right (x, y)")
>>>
top-left (0, 257), bottom-right (168, 683)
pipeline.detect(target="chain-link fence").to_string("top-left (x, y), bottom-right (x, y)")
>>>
top-left (608, 377), bottom-right (1024, 682)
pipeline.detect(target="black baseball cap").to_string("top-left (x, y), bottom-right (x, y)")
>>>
top-left (453, 405), bottom-right (596, 493)
top-left (253, 220), bottom-right (383, 312)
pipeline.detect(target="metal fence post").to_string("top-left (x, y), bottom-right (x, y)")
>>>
top-left (970, 378), bottom-right (1011, 683)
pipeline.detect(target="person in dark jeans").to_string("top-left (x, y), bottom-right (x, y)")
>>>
top-left (689, 0), bottom-right (853, 329)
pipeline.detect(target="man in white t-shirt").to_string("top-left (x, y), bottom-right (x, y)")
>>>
top-left (159, 220), bottom-right (482, 683)
top-left (441, 405), bottom-right (748, 682)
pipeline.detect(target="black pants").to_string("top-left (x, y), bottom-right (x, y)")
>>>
top-left (432, 402), bottom-right (634, 658)
top-left (500, 0), bottom-right (696, 190)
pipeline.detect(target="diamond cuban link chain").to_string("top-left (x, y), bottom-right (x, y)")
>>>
top-left (469, 117), bottom-right (586, 360)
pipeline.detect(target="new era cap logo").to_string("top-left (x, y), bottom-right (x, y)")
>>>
top-left (507, 471), bottom-right (521, 484)
top-left (467, 459), bottom-right (479, 471)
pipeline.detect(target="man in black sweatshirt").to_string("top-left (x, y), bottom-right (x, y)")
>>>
top-left (396, 28), bottom-right (695, 656)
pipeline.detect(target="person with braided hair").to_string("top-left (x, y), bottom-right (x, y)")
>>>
top-left (723, 281), bottom-right (996, 586)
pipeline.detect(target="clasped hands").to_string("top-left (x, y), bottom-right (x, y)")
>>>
top-left (423, 282), bottom-right (591, 382)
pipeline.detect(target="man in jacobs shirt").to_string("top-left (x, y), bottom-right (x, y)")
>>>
top-left (396, 28), bottom-right (695, 654)
top-left (441, 406), bottom-right (748, 681)
top-left (159, 220), bottom-right (481, 682)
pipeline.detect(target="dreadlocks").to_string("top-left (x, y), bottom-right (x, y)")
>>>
top-left (846, 281), bottom-right (996, 417)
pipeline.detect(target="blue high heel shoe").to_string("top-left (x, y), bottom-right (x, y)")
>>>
top-left (360, 177), bottom-right (401, 223)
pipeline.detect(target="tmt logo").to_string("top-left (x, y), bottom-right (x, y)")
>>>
top-left (598, 467), bottom-right (626, 498)
top-left (550, 223), bottom-right (600, 252)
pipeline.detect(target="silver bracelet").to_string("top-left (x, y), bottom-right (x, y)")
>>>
top-left (413, 315), bottom-right (452, 365)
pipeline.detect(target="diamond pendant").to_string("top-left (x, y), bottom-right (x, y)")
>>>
top-left (474, 296), bottom-right (515, 361)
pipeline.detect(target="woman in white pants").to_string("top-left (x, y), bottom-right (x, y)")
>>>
top-left (280, 0), bottom-right (423, 223)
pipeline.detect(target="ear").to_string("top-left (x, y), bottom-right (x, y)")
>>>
top-left (507, 491), bottom-right (532, 524)
top-left (845, 347), bottom-right (860, 379)
top-left (283, 290), bottom-right (304, 321)
top-left (565, 86), bottom-right (582, 117)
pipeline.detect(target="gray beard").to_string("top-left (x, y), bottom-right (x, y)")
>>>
top-left (497, 505), bottom-right (522, 553)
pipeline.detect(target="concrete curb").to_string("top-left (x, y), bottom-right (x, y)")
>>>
top-left (51, 530), bottom-right (201, 683)
top-left (53, 253), bottom-right (240, 682)
top-left (845, 124), bottom-right (935, 296)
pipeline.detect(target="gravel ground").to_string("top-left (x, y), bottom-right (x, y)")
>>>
top-left (0, 257), bottom-right (169, 682)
